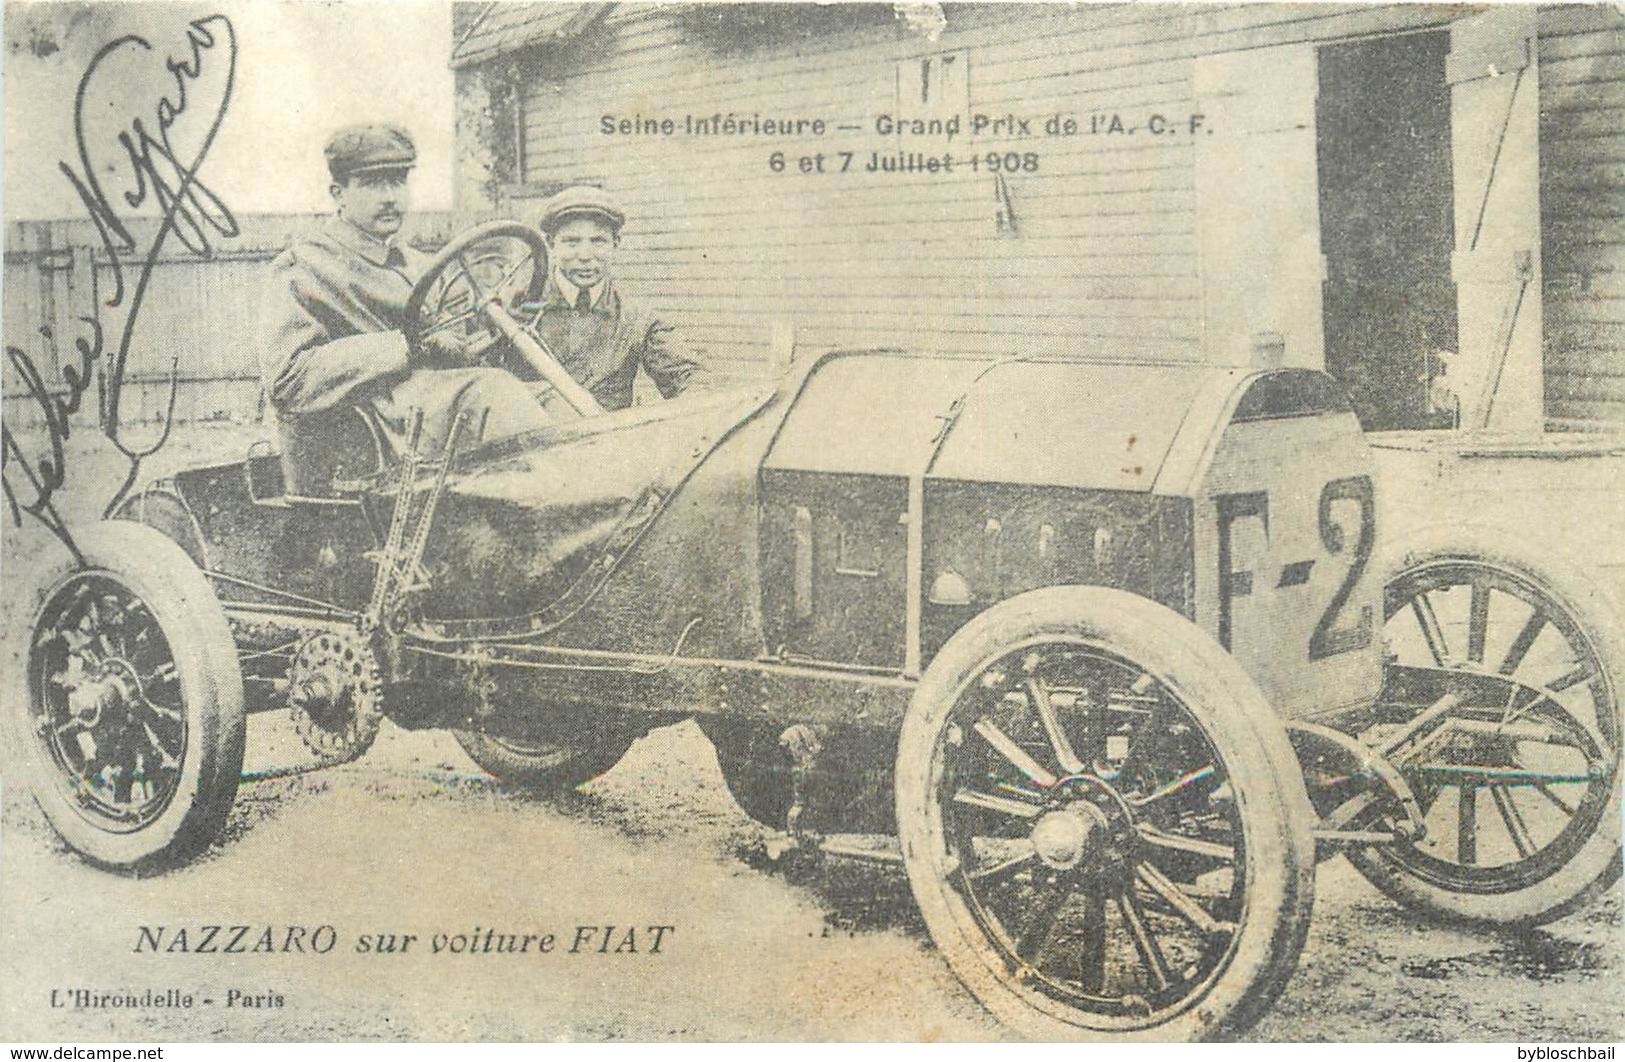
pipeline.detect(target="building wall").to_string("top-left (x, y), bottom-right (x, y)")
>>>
top-left (464, 2), bottom-right (1625, 429)
top-left (1539, 5), bottom-right (1625, 430)
top-left (491, 3), bottom-right (1462, 386)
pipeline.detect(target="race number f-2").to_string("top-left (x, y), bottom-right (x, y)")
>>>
top-left (1215, 475), bottom-right (1375, 660)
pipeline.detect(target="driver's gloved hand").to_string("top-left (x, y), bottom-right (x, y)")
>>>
top-left (418, 329), bottom-right (474, 367)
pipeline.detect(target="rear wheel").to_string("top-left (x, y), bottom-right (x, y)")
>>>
top-left (18, 522), bottom-right (245, 870)
top-left (896, 587), bottom-right (1315, 1041)
top-left (1350, 525), bottom-right (1623, 926)
top-left (453, 724), bottom-right (634, 789)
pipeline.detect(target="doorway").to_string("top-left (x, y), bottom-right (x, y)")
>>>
top-left (1317, 31), bottom-right (1458, 431)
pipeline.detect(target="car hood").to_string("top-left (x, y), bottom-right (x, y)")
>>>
top-left (763, 352), bottom-right (1250, 493)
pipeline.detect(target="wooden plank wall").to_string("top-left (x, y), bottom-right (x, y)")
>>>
top-left (1539, 4), bottom-right (1625, 430)
top-left (514, 3), bottom-right (1461, 385)
top-left (4, 225), bottom-right (88, 431)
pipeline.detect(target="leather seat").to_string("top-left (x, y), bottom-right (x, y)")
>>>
top-left (276, 405), bottom-right (390, 497)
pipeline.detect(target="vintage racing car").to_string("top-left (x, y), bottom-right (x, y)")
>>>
top-left (15, 222), bottom-right (1623, 1041)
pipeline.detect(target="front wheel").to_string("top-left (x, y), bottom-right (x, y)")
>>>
top-left (896, 587), bottom-right (1316, 1041)
top-left (17, 521), bottom-right (245, 870)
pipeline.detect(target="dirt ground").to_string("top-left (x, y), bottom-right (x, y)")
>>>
top-left (1, 425), bottom-right (1621, 1043)
top-left (1, 712), bottom-right (1620, 1044)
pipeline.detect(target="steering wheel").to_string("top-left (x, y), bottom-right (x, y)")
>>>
top-left (404, 221), bottom-right (605, 418)
top-left (405, 221), bottom-right (548, 366)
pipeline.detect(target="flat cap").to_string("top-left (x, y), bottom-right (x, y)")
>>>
top-left (537, 185), bottom-right (625, 234)
top-left (325, 124), bottom-right (416, 180)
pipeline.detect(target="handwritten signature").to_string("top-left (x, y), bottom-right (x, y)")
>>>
top-left (1, 321), bottom-right (101, 558)
top-left (1, 14), bottom-right (239, 552)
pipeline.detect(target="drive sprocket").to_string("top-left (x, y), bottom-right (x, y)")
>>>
top-left (288, 630), bottom-right (383, 763)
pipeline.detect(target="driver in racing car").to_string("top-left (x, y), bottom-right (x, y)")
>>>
top-left (260, 124), bottom-right (553, 458)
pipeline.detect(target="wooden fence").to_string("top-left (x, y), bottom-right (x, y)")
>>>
top-left (2, 211), bottom-right (482, 432)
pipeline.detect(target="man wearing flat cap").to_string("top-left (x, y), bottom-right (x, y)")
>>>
top-left (514, 185), bottom-right (700, 411)
top-left (260, 123), bottom-right (549, 460)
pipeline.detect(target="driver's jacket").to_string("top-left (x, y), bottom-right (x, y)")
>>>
top-left (260, 217), bottom-right (552, 456)
top-left (260, 216), bottom-right (427, 415)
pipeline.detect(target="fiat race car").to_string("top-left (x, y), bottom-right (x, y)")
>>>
top-left (16, 222), bottom-right (1623, 1041)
